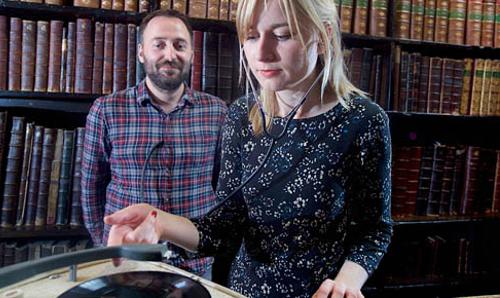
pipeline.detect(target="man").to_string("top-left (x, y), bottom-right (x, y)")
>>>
top-left (81, 9), bottom-right (227, 279)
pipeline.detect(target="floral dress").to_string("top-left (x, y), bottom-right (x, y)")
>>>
top-left (192, 96), bottom-right (393, 297)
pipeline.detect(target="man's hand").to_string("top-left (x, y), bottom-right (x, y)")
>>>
top-left (104, 203), bottom-right (160, 266)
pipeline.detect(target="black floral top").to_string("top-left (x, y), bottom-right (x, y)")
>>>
top-left (192, 96), bottom-right (393, 297)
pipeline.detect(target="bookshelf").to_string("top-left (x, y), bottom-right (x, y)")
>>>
top-left (0, 0), bottom-right (500, 297)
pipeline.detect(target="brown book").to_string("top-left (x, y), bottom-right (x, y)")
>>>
top-left (190, 30), bottom-right (203, 91)
top-left (439, 58), bottom-right (455, 113)
top-left (229, 0), bottom-right (238, 21)
top-left (47, 129), bottom-right (63, 225)
top-left (75, 19), bottom-right (93, 94)
top-left (460, 146), bottom-right (480, 215)
top-left (65, 22), bottom-right (76, 93)
top-left (416, 145), bottom-right (435, 216)
top-left (408, 52), bottom-right (422, 112)
top-left (459, 58), bottom-right (473, 115)
top-left (34, 21), bottom-right (50, 92)
top-left (60, 26), bottom-right (67, 93)
top-left (101, 0), bottom-right (112, 9)
top-left (394, 0), bottom-right (412, 38)
top-left (112, 0), bottom-right (125, 10)
top-left (127, 24), bottom-right (137, 88)
top-left (438, 145), bottom-right (456, 215)
top-left (369, 0), bottom-right (388, 36)
top-left (56, 130), bottom-right (75, 226)
top-left (8, 17), bottom-right (22, 91)
top-left (434, 0), bottom-right (449, 43)
top-left (340, 0), bottom-right (354, 32)
top-left (92, 22), bottom-right (105, 94)
top-left (481, 0), bottom-right (496, 47)
top-left (202, 31), bottom-right (218, 96)
top-left (397, 51), bottom-right (410, 111)
top-left (447, 0), bottom-right (466, 44)
top-left (427, 143), bottom-right (446, 216)
top-left (449, 146), bottom-right (466, 215)
top-left (140, 0), bottom-right (153, 11)
top-left (124, 0), bottom-right (137, 11)
top-left (15, 122), bottom-right (34, 226)
top-left (427, 57), bottom-right (443, 113)
top-left (172, 0), bottom-right (187, 13)
top-left (21, 20), bottom-right (37, 92)
top-left (353, 0), bottom-right (369, 35)
top-left (391, 46), bottom-right (402, 111)
top-left (35, 128), bottom-right (57, 227)
top-left (217, 33), bottom-right (235, 104)
top-left (417, 56), bottom-right (431, 112)
top-left (219, 0), bottom-right (230, 20)
top-left (0, 111), bottom-right (7, 188)
top-left (490, 61), bottom-right (500, 116)
top-left (189, 0), bottom-right (207, 18)
top-left (158, 0), bottom-right (171, 10)
top-left (24, 126), bottom-right (44, 226)
top-left (411, 0), bottom-right (426, 40)
top-left (469, 59), bottom-right (485, 115)
top-left (47, 20), bottom-right (64, 93)
top-left (45, 0), bottom-right (63, 4)
top-left (1, 117), bottom-right (26, 228)
top-left (113, 23), bottom-right (127, 92)
top-left (422, 0), bottom-right (437, 41)
top-left (102, 23), bottom-right (114, 94)
top-left (479, 59), bottom-right (493, 116)
top-left (392, 146), bottom-right (422, 217)
top-left (491, 151), bottom-right (500, 214)
top-left (0, 16), bottom-right (7, 90)
top-left (465, 0), bottom-right (483, 46)
top-left (70, 128), bottom-right (85, 227)
top-left (450, 59), bottom-right (465, 115)
top-left (74, 0), bottom-right (99, 8)
top-left (207, 0), bottom-right (219, 19)
top-left (349, 47), bottom-right (364, 90)
top-left (495, 0), bottom-right (500, 48)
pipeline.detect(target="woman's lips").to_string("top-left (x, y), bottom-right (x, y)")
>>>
top-left (259, 69), bottom-right (281, 78)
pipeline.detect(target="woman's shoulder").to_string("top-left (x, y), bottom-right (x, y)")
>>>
top-left (344, 96), bottom-right (388, 121)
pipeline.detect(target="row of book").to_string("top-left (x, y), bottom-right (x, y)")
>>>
top-left (344, 47), bottom-right (391, 110)
top-left (336, 0), bottom-right (389, 37)
top-left (0, 112), bottom-right (85, 228)
top-left (392, 144), bottom-right (500, 218)
top-left (392, 52), bottom-right (500, 116)
top-left (381, 234), bottom-right (496, 280)
top-left (0, 239), bottom-right (90, 268)
top-left (394, 0), bottom-right (500, 47)
top-left (12, 0), bottom-right (239, 20)
top-left (0, 16), bottom-right (241, 104)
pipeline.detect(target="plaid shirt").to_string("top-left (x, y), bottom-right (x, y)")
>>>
top-left (81, 80), bottom-right (227, 275)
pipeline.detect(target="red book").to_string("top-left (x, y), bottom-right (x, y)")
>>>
top-left (47, 20), bottom-right (64, 93)
top-left (0, 16), bottom-right (7, 90)
top-left (465, 0), bottom-right (483, 46)
top-left (8, 17), bottom-right (22, 91)
top-left (190, 30), bottom-right (203, 91)
top-left (75, 19), bottom-right (93, 94)
top-left (21, 20), bottom-right (36, 92)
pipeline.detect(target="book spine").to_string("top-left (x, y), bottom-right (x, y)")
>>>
top-left (189, 0), bottom-right (208, 18)
top-left (202, 31), bottom-right (219, 96)
top-left (55, 130), bottom-right (75, 226)
top-left (60, 26), bottom-right (67, 92)
top-left (47, 129), bottom-right (63, 225)
top-left (369, 0), bottom-right (388, 36)
top-left (434, 0), bottom-right (449, 43)
top-left (15, 123), bottom-right (34, 226)
top-left (450, 59), bottom-right (465, 115)
top-left (1, 117), bottom-right (26, 228)
top-left (439, 58), bottom-right (455, 113)
top-left (70, 128), bottom-right (85, 227)
top-left (459, 58), bottom-right (473, 115)
top-left (447, 0), bottom-right (466, 44)
top-left (394, 0), bottom-right (412, 38)
top-left (8, 18), bottom-right (22, 91)
top-left (340, 0), bottom-right (354, 33)
top-left (469, 59), bottom-right (485, 116)
top-left (229, 0), bottom-right (238, 21)
top-left (422, 0), bottom-right (437, 41)
top-left (217, 33), bottom-right (235, 104)
top-left (465, 0), bottom-right (483, 46)
top-left (112, 0), bottom-right (125, 10)
top-left (353, 0), bottom-right (369, 35)
top-left (21, 20), bottom-right (36, 92)
top-left (92, 22), bottom-right (105, 94)
top-left (102, 0), bottom-right (112, 9)
top-left (124, 0), bottom-right (138, 11)
top-left (65, 22), bottom-right (76, 93)
top-left (102, 23), bottom-right (114, 94)
top-left (47, 20), bottom-right (64, 93)
top-left (219, 0), bottom-right (230, 20)
top-left (190, 30), bottom-right (203, 91)
top-left (207, 0), bottom-right (220, 20)
top-left (481, 0), bottom-right (496, 47)
top-left (75, 19), bottom-right (93, 94)
top-left (24, 126), bottom-right (44, 226)
top-left (127, 24), bottom-right (137, 88)
top-left (427, 57), bottom-right (443, 113)
top-left (113, 23), bottom-right (128, 92)
top-left (34, 21), bottom-right (50, 92)
top-left (172, 0), bottom-right (187, 14)
top-left (410, 0), bottom-right (426, 40)
top-left (495, 0), bottom-right (500, 48)
top-left (35, 128), bottom-right (57, 227)
top-left (0, 16), bottom-right (7, 90)
top-left (74, 0), bottom-right (100, 8)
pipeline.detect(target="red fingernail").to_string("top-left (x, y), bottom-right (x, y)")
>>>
top-left (151, 210), bottom-right (157, 218)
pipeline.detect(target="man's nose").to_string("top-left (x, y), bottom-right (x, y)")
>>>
top-left (163, 42), bottom-right (176, 61)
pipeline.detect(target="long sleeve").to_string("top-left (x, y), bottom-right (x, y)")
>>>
top-left (81, 98), bottom-right (111, 247)
top-left (345, 104), bottom-right (393, 276)
top-left (192, 102), bottom-right (248, 256)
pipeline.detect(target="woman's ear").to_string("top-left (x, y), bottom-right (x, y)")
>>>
top-left (318, 22), bottom-right (334, 55)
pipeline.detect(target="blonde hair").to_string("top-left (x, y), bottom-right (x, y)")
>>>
top-left (236, 0), bottom-right (366, 135)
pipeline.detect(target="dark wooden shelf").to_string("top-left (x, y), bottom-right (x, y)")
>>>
top-left (0, 91), bottom-right (98, 113)
top-left (387, 112), bottom-right (500, 148)
top-left (0, 226), bottom-right (89, 239)
top-left (393, 214), bottom-right (500, 226)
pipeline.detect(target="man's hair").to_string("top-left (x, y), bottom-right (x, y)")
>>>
top-left (138, 9), bottom-right (193, 44)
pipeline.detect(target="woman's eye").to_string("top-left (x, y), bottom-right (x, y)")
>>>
top-left (275, 34), bottom-right (291, 41)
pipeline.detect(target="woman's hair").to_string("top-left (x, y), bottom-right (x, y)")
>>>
top-left (236, 0), bottom-right (366, 135)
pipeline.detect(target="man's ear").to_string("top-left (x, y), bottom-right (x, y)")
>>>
top-left (138, 43), bottom-right (145, 64)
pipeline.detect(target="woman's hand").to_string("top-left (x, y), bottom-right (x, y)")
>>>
top-left (312, 279), bottom-right (364, 298)
top-left (104, 204), bottom-right (161, 265)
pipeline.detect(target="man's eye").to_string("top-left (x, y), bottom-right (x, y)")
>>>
top-left (154, 42), bottom-right (164, 49)
top-left (175, 42), bottom-right (187, 50)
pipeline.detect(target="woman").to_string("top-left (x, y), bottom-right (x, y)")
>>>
top-left (105, 0), bottom-right (393, 297)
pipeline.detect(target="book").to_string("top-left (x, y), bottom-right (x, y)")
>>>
top-left (124, 0), bottom-right (138, 11)
top-left (34, 21), bottom-right (50, 92)
top-left (450, 59), bottom-right (465, 115)
top-left (189, 0), bottom-right (207, 18)
top-left (65, 22), bottom-right (76, 93)
top-left (415, 145), bottom-right (434, 215)
top-left (1, 117), bottom-right (26, 228)
top-left (481, 0), bottom-right (496, 47)
top-left (229, 0), bottom-right (239, 21)
top-left (47, 129), bottom-right (63, 225)
top-left (113, 23), bottom-right (128, 92)
top-left (172, 0), bottom-right (187, 14)
top-left (103, 23), bottom-right (114, 94)
top-left (35, 128), bottom-right (57, 227)
top-left (202, 31), bottom-right (219, 96)
top-left (74, 0), bottom-right (100, 8)
top-left (47, 20), bottom-right (64, 93)
top-left (447, 0), bottom-right (466, 44)
top-left (75, 19), bottom-right (93, 94)
top-left (190, 30), bottom-right (203, 91)
top-left (15, 122), bottom-right (34, 226)
top-left (423, 0), bottom-right (437, 41)
top-left (60, 26), bottom-right (67, 93)
top-left (92, 22), bottom-right (105, 94)
top-left (459, 58), bottom-right (473, 115)
top-left (394, 0), bottom-right (412, 39)
top-left (448, 146), bottom-right (466, 215)
top-left (491, 151), bottom-right (500, 213)
top-left (56, 130), bottom-right (75, 226)
top-left (219, 0), bottom-right (230, 20)
top-left (427, 57), bottom-right (443, 113)
top-left (0, 16), bottom-right (7, 90)
top-left (369, 0), bottom-right (388, 36)
top-left (70, 128), bottom-right (85, 227)
top-left (8, 17), bottom-right (22, 91)
top-left (495, 0), bottom-right (500, 48)
top-left (0, 111), bottom-right (7, 193)
top-left (207, 0), bottom-right (220, 19)
top-left (127, 24), bottom-right (137, 88)
top-left (112, 0), bottom-right (125, 10)
top-left (353, 0), bottom-right (369, 35)
top-left (102, 0), bottom-right (112, 9)
top-left (410, 0), bottom-right (426, 40)
top-left (21, 20), bottom-right (36, 92)
top-left (340, 0), bottom-right (354, 33)
top-left (24, 125), bottom-right (44, 226)
top-left (465, 0), bottom-right (483, 46)
top-left (426, 143), bottom-right (446, 216)
top-left (434, 0), bottom-right (449, 43)
top-left (469, 59), bottom-right (485, 116)
top-left (217, 33), bottom-right (235, 104)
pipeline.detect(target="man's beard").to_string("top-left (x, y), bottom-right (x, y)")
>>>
top-left (143, 58), bottom-right (190, 91)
